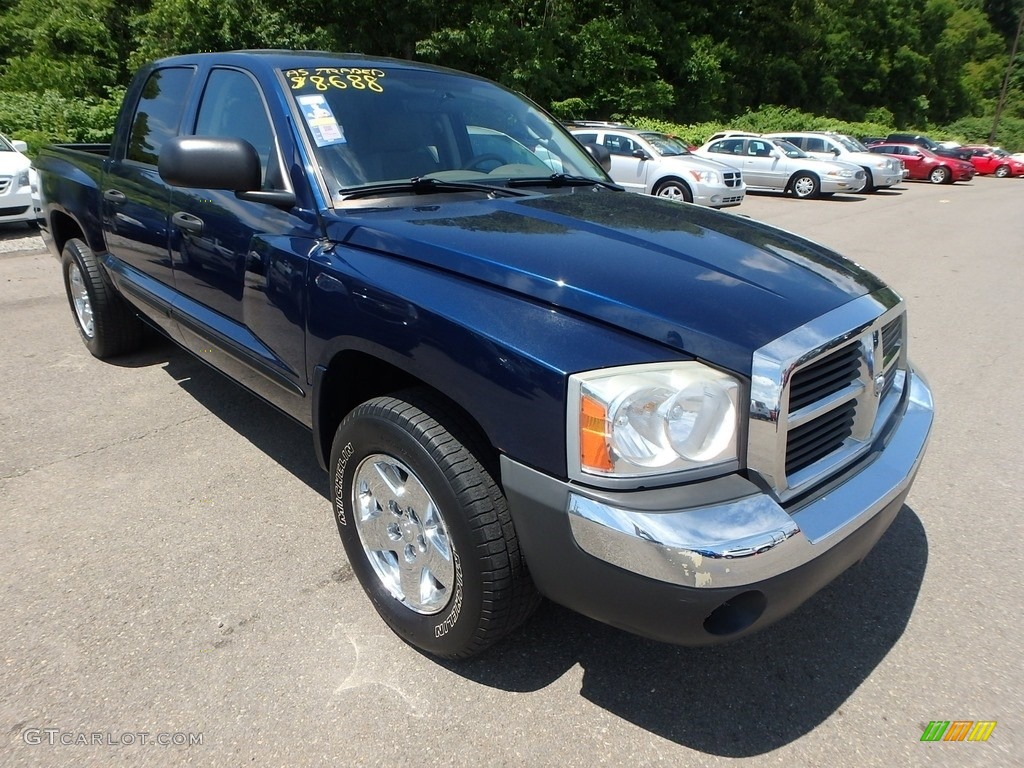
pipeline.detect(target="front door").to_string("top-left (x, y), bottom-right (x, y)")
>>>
top-left (168, 67), bottom-right (312, 420)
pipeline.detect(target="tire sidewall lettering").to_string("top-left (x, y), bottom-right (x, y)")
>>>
top-left (333, 441), bottom-right (354, 526)
top-left (433, 550), bottom-right (463, 638)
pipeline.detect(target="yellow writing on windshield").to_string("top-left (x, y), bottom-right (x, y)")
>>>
top-left (285, 68), bottom-right (385, 93)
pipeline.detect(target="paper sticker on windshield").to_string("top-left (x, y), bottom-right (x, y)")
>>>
top-left (297, 94), bottom-right (346, 147)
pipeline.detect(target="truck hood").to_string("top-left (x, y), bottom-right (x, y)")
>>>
top-left (327, 190), bottom-right (885, 374)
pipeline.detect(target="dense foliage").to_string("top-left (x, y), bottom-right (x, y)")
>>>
top-left (1, 0), bottom-right (1022, 150)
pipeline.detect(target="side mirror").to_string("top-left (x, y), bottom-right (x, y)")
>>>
top-left (770, 149), bottom-right (782, 159)
top-left (158, 136), bottom-right (294, 208)
top-left (832, 147), bottom-right (841, 156)
top-left (632, 148), bottom-right (651, 161)
top-left (159, 136), bottom-right (261, 190)
top-left (12, 140), bottom-right (29, 153)
top-left (583, 142), bottom-right (612, 172)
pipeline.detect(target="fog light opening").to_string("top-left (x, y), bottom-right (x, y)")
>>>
top-left (703, 590), bottom-right (767, 636)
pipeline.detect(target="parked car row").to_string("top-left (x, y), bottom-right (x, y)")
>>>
top-left (567, 123), bottom-right (1021, 210)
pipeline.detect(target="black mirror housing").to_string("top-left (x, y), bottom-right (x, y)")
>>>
top-left (159, 136), bottom-right (262, 191)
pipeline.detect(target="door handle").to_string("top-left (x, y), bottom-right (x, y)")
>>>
top-left (103, 189), bottom-right (127, 203)
top-left (172, 211), bottom-right (204, 235)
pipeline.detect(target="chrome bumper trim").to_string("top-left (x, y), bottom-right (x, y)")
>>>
top-left (568, 370), bottom-right (932, 589)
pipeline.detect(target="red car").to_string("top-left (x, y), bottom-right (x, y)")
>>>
top-left (868, 143), bottom-right (975, 184)
top-left (961, 145), bottom-right (1024, 177)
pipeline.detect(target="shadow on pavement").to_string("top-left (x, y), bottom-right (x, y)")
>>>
top-left (446, 506), bottom-right (928, 757)
top-left (119, 336), bottom-right (328, 498)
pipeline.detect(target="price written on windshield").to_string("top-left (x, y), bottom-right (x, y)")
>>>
top-left (285, 68), bottom-right (386, 93)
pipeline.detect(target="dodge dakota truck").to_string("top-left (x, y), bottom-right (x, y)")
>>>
top-left (35, 51), bottom-right (934, 659)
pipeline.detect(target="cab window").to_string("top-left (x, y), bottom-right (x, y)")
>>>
top-left (126, 67), bottom-right (195, 165)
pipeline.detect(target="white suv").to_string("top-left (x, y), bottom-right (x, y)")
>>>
top-left (570, 125), bottom-right (745, 209)
top-left (766, 132), bottom-right (905, 192)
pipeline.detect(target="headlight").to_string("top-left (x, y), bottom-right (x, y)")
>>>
top-left (826, 168), bottom-right (855, 178)
top-left (688, 169), bottom-right (720, 184)
top-left (16, 169), bottom-right (30, 188)
top-left (568, 362), bottom-right (740, 482)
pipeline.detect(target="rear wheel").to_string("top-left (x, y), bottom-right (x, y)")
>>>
top-left (995, 164), bottom-right (1010, 178)
top-left (61, 238), bottom-right (146, 359)
top-left (929, 166), bottom-right (951, 184)
top-left (653, 178), bottom-right (693, 204)
top-left (330, 389), bottom-right (539, 658)
top-left (789, 172), bottom-right (820, 199)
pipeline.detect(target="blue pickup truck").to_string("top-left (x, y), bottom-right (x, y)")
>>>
top-left (35, 51), bottom-right (933, 659)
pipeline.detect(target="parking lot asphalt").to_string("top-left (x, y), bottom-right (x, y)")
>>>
top-left (1, 177), bottom-right (1021, 766)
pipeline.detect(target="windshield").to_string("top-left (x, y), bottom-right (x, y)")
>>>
top-left (0, 135), bottom-right (13, 152)
top-left (836, 134), bottom-right (867, 152)
top-left (639, 132), bottom-right (691, 156)
top-left (282, 65), bottom-right (606, 198)
top-left (774, 139), bottom-right (808, 159)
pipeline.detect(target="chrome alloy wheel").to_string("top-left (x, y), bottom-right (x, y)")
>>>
top-left (68, 263), bottom-right (95, 338)
top-left (352, 454), bottom-right (455, 615)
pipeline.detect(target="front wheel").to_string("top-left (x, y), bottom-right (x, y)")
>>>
top-left (929, 166), bottom-right (951, 184)
top-left (652, 178), bottom-right (693, 203)
top-left (61, 238), bottom-right (146, 359)
top-left (995, 164), bottom-right (1010, 178)
top-left (330, 390), bottom-right (539, 658)
top-left (790, 172), bottom-right (820, 199)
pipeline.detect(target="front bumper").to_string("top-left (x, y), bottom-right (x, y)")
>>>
top-left (820, 176), bottom-right (865, 194)
top-left (0, 185), bottom-right (34, 224)
top-left (691, 181), bottom-right (746, 209)
top-left (501, 369), bottom-right (933, 645)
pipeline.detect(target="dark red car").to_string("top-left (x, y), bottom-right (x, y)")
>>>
top-left (961, 145), bottom-right (1024, 177)
top-left (868, 143), bottom-right (975, 184)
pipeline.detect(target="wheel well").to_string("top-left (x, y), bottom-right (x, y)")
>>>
top-left (654, 176), bottom-right (691, 194)
top-left (49, 211), bottom-right (84, 255)
top-left (315, 350), bottom-right (498, 472)
top-left (786, 170), bottom-right (818, 190)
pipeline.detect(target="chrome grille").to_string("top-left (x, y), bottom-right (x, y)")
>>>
top-left (788, 343), bottom-right (861, 412)
top-left (0, 177), bottom-right (11, 194)
top-left (786, 399), bottom-right (856, 475)
top-left (724, 171), bottom-right (742, 188)
top-left (747, 289), bottom-right (908, 503)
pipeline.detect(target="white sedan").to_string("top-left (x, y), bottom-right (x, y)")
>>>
top-left (695, 135), bottom-right (866, 198)
top-left (0, 134), bottom-right (37, 227)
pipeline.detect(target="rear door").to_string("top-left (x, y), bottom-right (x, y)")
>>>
top-left (602, 132), bottom-right (649, 193)
top-left (103, 65), bottom-right (197, 334)
top-left (167, 66), bottom-right (314, 420)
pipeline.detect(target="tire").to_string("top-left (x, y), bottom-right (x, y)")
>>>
top-left (61, 238), bottom-right (146, 359)
top-left (789, 172), bottom-right (820, 199)
top-left (330, 389), bottom-right (539, 658)
top-left (995, 164), bottom-right (1010, 178)
top-left (860, 168), bottom-right (876, 193)
top-left (652, 178), bottom-right (693, 203)
top-left (929, 166), bottom-right (951, 184)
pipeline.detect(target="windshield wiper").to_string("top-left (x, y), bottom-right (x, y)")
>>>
top-left (340, 177), bottom-right (531, 200)
top-left (505, 173), bottom-right (623, 191)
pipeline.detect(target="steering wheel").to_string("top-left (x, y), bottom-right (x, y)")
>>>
top-left (463, 153), bottom-right (506, 172)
